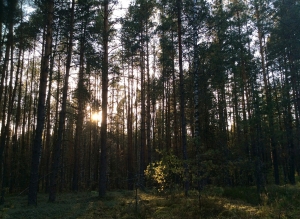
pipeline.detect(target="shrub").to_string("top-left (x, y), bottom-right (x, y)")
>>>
top-left (145, 152), bottom-right (184, 193)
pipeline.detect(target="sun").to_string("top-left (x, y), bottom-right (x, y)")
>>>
top-left (91, 112), bottom-right (102, 122)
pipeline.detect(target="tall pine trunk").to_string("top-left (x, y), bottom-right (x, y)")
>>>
top-left (73, 23), bottom-right (87, 192)
top-left (99, 0), bottom-right (109, 197)
top-left (127, 57), bottom-right (134, 190)
top-left (177, 0), bottom-right (189, 196)
top-left (49, 0), bottom-right (75, 202)
top-left (255, 1), bottom-right (278, 186)
top-left (28, 0), bottom-right (53, 205)
top-left (139, 22), bottom-right (146, 189)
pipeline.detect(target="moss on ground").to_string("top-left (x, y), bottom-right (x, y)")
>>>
top-left (1, 185), bottom-right (300, 218)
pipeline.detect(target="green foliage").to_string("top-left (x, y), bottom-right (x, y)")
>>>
top-left (145, 151), bottom-right (183, 193)
top-left (72, 80), bottom-right (91, 104)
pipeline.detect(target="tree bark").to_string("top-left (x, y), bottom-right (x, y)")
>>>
top-left (177, 0), bottom-right (189, 196)
top-left (49, 0), bottom-right (75, 202)
top-left (28, 0), bottom-right (53, 205)
top-left (139, 21), bottom-right (146, 189)
top-left (255, 1), bottom-right (278, 186)
top-left (99, 0), bottom-right (109, 197)
top-left (73, 24), bottom-right (86, 192)
top-left (127, 56), bottom-right (134, 190)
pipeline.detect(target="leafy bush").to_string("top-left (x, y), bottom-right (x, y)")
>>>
top-left (145, 152), bottom-right (183, 193)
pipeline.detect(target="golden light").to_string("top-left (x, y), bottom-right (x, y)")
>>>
top-left (91, 112), bottom-right (102, 122)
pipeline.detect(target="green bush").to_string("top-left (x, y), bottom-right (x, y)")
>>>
top-left (145, 152), bottom-right (183, 193)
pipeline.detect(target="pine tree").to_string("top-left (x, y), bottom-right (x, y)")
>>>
top-left (28, 0), bottom-right (54, 205)
top-left (49, 0), bottom-right (75, 202)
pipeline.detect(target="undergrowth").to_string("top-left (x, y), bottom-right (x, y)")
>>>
top-left (0, 184), bottom-right (300, 218)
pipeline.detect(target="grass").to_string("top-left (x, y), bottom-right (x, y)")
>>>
top-left (1, 185), bottom-right (300, 218)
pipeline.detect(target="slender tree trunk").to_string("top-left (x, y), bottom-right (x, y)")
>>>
top-left (127, 57), bottom-right (134, 190)
top-left (1, 36), bottom-right (19, 201)
top-left (49, 0), bottom-right (75, 202)
top-left (151, 44), bottom-right (157, 161)
top-left (8, 46), bottom-right (23, 193)
top-left (284, 64), bottom-right (296, 185)
top-left (0, 0), bottom-right (3, 61)
top-left (171, 32), bottom-right (179, 158)
top-left (44, 67), bottom-right (52, 193)
top-left (115, 85), bottom-right (120, 188)
top-left (0, 72), bottom-right (8, 197)
top-left (0, 19), bottom-right (12, 109)
top-left (99, 0), bottom-right (109, 197)
top-left (73, 29), bottom-right (86, 192)
top-left (28, 0), bottom-right (53, 205)
top-left (255, 2), bottom-right (279, 185)
top-left (10, 50), bottom-right (24, 193)
top-left (177, 0), bottom-right (189, 196)
top-left (166, 80), bottom-right (171, 152)
top-left (10, 0), bottom-right (24, 193)
top-left (192, 0), bottom-right (202, 193)
top-left (146, 23), bottom-right (151, 167)
top-left (139, 23), bottom-right (146, 189)
top-left (42, 23), bottom-right (59, 193)
top-left (20, 55), bottom-right (31, 190)
top-left (48, 55), bottom-right (61, 191)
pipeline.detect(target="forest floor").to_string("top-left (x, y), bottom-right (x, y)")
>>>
top-left (1, 184), bottom-right (300, 219)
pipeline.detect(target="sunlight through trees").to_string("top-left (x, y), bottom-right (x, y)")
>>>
top-left (0, 0), bottom-right (299, 206)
